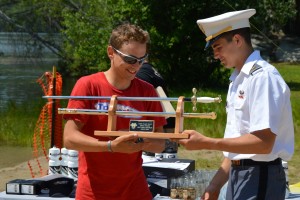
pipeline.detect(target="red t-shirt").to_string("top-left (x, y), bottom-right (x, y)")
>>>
top-left (64, 72), bottom-right (166, 200)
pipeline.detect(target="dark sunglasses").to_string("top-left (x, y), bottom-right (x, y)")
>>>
top-left (111, 46), bottom-right (148, 65)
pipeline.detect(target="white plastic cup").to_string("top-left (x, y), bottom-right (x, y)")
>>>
top-left (60, 148), bottom-right (69, 177)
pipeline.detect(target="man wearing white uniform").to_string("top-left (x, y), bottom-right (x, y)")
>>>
top-left (178, 9), bottom-right (294, 200)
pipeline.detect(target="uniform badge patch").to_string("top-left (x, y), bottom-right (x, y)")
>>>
top-left (238, 90), bottom-right (245, 99)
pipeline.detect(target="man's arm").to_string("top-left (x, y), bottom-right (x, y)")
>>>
top-left (64, 119), bottom-right (146, 153)
top-left (178, 128), bottom-right (276, 154)
top-left (64, 120), bottom-right (105, 152)
top-left (202, 157), bottom-right (231, 199)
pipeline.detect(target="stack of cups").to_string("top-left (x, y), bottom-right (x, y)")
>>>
top-left (60, 147), bottom-right (69, 177)
top-left (68, 150), bottom-right (79, 181)
top-left (48, 146), bottom-right (61, 175)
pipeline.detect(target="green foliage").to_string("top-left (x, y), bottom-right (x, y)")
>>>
top-left (257, 0), bottom-right (297, 34)
top-left (110, 0), bottom-right (233, 89)
top-left (60, 0), bottom-right (113, 76)
top-left (106, 0), bottom-right (296, 89)
top-left (0, 0), bottom-right (297, 86)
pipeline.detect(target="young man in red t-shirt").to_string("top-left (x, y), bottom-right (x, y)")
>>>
top-left (63, 23), bottom-right (166, 200)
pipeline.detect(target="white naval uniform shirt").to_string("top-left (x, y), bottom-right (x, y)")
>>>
top-left (223, 50), bottom-right (294, 161)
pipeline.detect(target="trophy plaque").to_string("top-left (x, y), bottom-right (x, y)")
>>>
top-left (130, 120), bottom-right (155, 132)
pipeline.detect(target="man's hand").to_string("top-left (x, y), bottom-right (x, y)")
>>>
top-left (110, 134), bottom-right (146, 153)
top-left (178, 130), bottom-right (209, 150)
top-left (200, 184), bottom-right (220, 200)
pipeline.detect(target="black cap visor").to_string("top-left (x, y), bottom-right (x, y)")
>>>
top-left (204, 35), bottom-right (222, 50)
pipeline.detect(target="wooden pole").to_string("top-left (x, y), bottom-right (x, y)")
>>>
top-left (107, 95), bottom-right (117, 132)
top-left (51, 66), bottom-right (56, 147)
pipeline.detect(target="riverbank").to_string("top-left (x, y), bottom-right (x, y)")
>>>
top-left (0, 146), bottom-right (49, 191)
top-left (0, 156), bottom-right (48, 192)
top-left (0, 56), bottom-right (59, 65)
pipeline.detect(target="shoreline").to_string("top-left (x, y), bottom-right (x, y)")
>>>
top-left (0, 157), bottom-right (48, 192)
top-left (0, 56), bottom-right (59, 65)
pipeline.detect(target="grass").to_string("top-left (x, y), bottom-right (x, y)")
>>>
top-left (0, 62), bottom-right (299, 184)
top-left (0, 100), bottom-right (46, 146)
top-left (274, 63), bottom-right (300, 185)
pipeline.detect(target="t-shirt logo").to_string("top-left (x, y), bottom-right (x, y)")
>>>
top-left (95, 102), bottom-right (141, 119)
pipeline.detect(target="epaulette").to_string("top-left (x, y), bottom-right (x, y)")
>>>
top-left (250, 64), bottom-right (262, 76)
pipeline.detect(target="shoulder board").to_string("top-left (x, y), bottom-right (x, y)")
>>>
top-left (250, 64), bottom-right (262, 76)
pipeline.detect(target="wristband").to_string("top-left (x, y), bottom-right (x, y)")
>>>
top-left (107, 140), bottom-right (113, 152)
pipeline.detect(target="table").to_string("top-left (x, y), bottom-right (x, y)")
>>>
top-left (1, 192), bottom-right (300, 200)
top-left (0, 192), bottom-right (72, 200)
top-left (289, 193), bottom-right (300, 199)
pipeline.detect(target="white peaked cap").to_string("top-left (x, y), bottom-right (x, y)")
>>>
top-left (196, 9), bottom-right (256, 49)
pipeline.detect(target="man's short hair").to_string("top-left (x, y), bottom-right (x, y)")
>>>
top-left (221, 27), bottom-right (252, 46)
top-left (109, 23), bottom-right (150, 49)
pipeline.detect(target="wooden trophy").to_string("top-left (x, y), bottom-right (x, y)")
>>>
top-left (51, 88), bottom-right (222, 139)
top-left (93, 88), bottom-right (221, 139)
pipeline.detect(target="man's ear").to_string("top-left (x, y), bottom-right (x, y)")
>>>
top-left (107, 46), bottom-right (114, 59)
top-left (233, 34), bottom-right (243, 47)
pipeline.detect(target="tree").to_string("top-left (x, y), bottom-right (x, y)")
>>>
top-left (0, 0), bottom-right (113, 76)
top-left (0, 0), bottom-right (63, 57)
top-left (0, 0), bottom-right (297, 88)
top-left (112, 0), bottom-right (297, 89)
top-left (59, 0), bottom-right (112, 76)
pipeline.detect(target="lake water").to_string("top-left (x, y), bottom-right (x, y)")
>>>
top-left (0, 32), bottom-right (72, 110)
top-left (0, 57), bottom-right (76, 110)
top-left (0, 33), bottom-right (75, 169)
top-left (0, 57), bottom-right (77, 168)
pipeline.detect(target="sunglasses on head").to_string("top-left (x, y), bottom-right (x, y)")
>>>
top-left (111, 46), bottom-right (148, 65)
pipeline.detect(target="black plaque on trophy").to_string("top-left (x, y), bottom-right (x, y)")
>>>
top-left (129, 120), bottom-right (155, 132)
